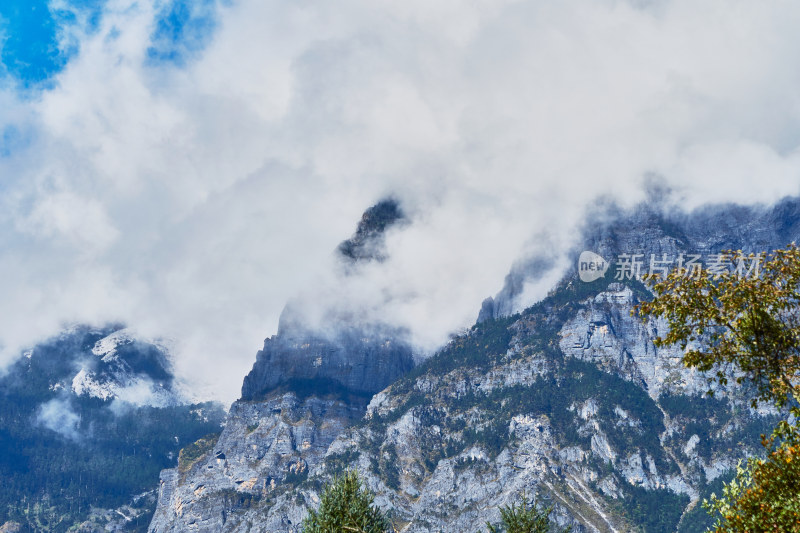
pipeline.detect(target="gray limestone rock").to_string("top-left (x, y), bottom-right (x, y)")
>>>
top-left (150, 196), bottom-right (800, 532)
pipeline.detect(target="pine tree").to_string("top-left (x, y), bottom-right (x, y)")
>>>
top-left (301, 469), bottom-right (391, 533)
top-left (485, 492), bottom-right (571, 533)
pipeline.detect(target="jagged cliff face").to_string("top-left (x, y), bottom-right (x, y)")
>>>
top-left (149, 394), bottom-right (364, 532)
top-left (241, 197), bottom-right (415, 402)
top-left (240, 330), bottom-right (415, 401)
top-left (482, 196), bottom-right (800, 322)
top-left (149, 198), bottom-right (799, 533)
top-left (149, 199), bottom-right (415, 530)
top-left (336, 199), bottom-right (406, 264)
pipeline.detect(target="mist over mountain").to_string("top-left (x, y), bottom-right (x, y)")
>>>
top-left (0, 192), bottom-right (796, 533)
top-left (3, 1), bottom-right (800, 404)
top-left (4, 1), bottom-right (800, 531)
top-left (242, 198), bottom-right (415, 404)
top-left (481, 193), bottom-right (800, 323)
top-left (0, 325), bottom-right (225, 532)
top-left (146, 195), bottom-right (799, 533)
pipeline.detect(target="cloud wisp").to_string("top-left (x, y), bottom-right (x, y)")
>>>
top-left (1, 0), bottom-right (800, 401)
top-left (36, 397), bottom-right (81, 440)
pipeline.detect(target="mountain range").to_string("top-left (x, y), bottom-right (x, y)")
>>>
top-left (0, 196), bottom-right (795, 532)
top-left (0, 325), bottom-right (226, 532)
top-left (144, 195), bottom-right (800, 532)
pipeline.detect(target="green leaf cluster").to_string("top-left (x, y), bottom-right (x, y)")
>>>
top-left (301, 470), bottom-right (392, 533)
top-left (638, 247), bottom-right (800, 409)
top-left (637, 246), bottom-right (800, 532)
top-left (485, 492), bottom-right (571, 533)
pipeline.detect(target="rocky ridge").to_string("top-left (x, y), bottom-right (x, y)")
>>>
top-left (149, 197), bottom-right (799, 532)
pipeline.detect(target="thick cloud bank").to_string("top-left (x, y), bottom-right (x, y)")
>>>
top-left (1, 0), bottom-right (800, 401)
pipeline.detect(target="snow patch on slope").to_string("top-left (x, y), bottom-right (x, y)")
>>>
top-left (71, 328), bottom-right (186, 407)
top-left (72, 368), bottom-right (116, 401)
top-left (71, 367), bottom-right (178, 406)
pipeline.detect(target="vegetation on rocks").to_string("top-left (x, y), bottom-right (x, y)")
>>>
top-left (485, 492), bottom-right (571, 533)
top-left (639, 246), bottom-right (800, 532)
top-left (0, 327), bottom-right (226, 532)
top-left (179, 433), bottom-right (221, 473)
top-left (301, 470), bottom-right (392, 533)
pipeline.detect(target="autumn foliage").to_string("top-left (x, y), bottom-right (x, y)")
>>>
top-left (637, 245), bottom-right (800, 532)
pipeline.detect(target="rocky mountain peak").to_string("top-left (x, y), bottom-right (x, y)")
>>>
top-left (151, 196), bottom-right (800, 533)
top-left (337, 197), bottom-right (406, 264)
top-left (241, 199), bottom-right (415, 403)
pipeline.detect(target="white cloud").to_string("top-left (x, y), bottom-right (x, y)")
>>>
top-left (37, 397), bottom-right (81, 440)
top-left (1, 0), bottom-right (800, 402)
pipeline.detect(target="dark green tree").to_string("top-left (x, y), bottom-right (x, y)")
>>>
top-left (301, 469), bottom-right (391, 533)
top-left (485, 492), bottom-right (571, 533)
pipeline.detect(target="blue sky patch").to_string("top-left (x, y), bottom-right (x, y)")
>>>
top-left (0, 0), bottom-right (222, 88)
top-left (146, 0), bottom-right (221, 67)
top-left (0, 0), bottom-right (106, 87)
top-left (0, 1), bottom-right (66, 86)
